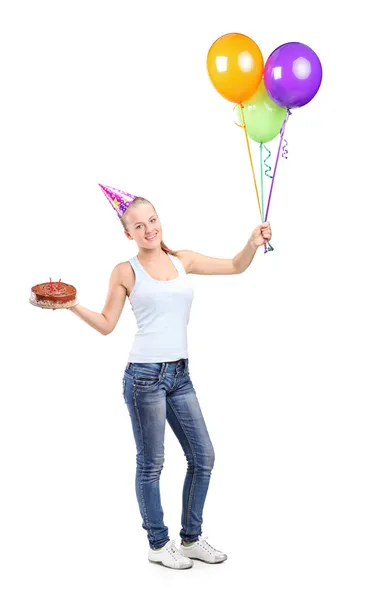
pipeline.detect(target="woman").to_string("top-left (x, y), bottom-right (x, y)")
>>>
top-left (68, 185), bottom-right (272, 569)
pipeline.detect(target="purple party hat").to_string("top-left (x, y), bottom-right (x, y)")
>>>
top-left (98, 184), bottom-right (137, 218)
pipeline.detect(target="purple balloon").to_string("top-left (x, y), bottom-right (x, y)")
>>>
top-left (264, 42), bottom-right (322, 109)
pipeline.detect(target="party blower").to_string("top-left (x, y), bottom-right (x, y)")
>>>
top-left (207, 34), bottom-right (323, 253)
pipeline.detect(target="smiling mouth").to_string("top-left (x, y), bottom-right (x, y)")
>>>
top-left (145, 233), bottom-right (157, 240)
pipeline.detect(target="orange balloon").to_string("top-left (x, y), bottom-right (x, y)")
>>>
top-left (207, 33), bottom-right (264, 104)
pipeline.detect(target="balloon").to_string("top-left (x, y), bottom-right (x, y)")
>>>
top-left (264, 42), bottom-right (322, 108)
top-left (237, 80), bottom-right (287, 143)
top-left (207, 33), bottom-right (264, 103)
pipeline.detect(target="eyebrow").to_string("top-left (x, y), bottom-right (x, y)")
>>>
top-left (133, 215), bottom-right (156, 226)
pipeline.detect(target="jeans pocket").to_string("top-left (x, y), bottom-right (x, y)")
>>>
top-left (133, 373), bottom-right (160, 389)
top-left (132, 363), bottom-right (162, 389)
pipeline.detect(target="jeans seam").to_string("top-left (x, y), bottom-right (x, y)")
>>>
top-left (133, 385), bottom-right (151, 535)
top-left (166, 394), bottom-right (197, 536)
top-left (170, 365), bottom-right (187, 392)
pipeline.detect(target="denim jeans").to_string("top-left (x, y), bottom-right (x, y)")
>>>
top-left (122, 358), bottom-right (215, 550)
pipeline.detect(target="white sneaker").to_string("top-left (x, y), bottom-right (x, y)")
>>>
top-left (180, 535), bottom-right (228, 564)
top-left (148, 540), bottom-right (193, 569)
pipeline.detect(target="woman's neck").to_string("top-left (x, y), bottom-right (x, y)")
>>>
top-left (137, 246), bottom-right (166, 263)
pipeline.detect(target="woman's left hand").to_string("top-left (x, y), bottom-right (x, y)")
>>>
top-left (249, 222), bottom-right (272, 248)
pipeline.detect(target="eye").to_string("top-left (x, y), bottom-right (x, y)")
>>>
top-left (136, 217), bottom-right (156, 230)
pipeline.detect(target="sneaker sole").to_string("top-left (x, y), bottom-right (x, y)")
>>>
top-left (181, 555), bottom-right (228, 564)
top-left (148, 558), bottom-right (193, 569)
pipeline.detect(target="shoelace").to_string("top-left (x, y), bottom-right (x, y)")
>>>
top-left (198, 535), bottom-right (218, 554)
top-left (165, 540), bottom-right (185, 561)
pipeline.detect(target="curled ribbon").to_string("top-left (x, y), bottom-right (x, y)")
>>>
top-left (261, 144), bottom-right (274, 253)
top-left (233, 103), bottom-right (244, 129)
top-left (263, 144), bottom-right (273, 178)
top-left (281, 138), bottom-right (289, 159)
top-left (281, 109), bottom-right (291, 159)
top-left (234, 105), bottom-right (273, 254)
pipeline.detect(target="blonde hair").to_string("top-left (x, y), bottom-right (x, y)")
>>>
top-left (120, 196), bottom-right (178, 256)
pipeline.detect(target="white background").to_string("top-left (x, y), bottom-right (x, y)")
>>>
top-left (1, 0), bottom-right (375, 598)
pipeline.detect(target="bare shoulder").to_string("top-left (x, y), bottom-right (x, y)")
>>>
top-left (174, 250), bottom-right (192, 274)
top-left (114, 261), bottom-right (135, 294)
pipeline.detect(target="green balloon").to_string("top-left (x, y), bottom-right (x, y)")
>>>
top-left (237, 80), bottom-right (287, 143)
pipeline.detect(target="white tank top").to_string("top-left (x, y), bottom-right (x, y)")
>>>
top-left (127, 253), bottom-right (194, 363)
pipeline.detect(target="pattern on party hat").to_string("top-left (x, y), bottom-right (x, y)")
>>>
top-left (98, 184), bottom-right (137, 218)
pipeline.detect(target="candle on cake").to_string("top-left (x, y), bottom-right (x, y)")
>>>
top-left (30, 279), bottom-right (77, 309)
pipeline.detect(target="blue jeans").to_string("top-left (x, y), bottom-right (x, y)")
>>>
top-left (122, 358), bottom-right (215, 550)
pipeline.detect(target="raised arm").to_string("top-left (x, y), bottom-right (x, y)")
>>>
top-left (68, 263), bottom-right (127, 335)
top-left (176, 249), bottom-right (241, 275)
top-left (176, 221), bottom-right (272, 275)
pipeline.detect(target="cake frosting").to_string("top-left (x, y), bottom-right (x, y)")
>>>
top-left (30, 282), bottom-right (77, 309)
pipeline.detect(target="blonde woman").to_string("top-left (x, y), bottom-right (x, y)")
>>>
top-left (68, 185), bottom-right (272, 569)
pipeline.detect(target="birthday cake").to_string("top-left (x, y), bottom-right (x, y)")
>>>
top-left (30, 281), bottom-right (78, 309)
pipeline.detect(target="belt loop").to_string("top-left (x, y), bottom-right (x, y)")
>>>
top-left (160, 362), bottom-right (167, 379)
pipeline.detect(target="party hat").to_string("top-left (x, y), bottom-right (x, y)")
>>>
top-left (98, 184), bottom-right (137, 218)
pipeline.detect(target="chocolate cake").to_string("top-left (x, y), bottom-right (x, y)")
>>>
top-left (30, 282), bottom-right (78, 309)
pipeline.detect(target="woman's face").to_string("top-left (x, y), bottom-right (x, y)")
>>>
top-left (124, 203), bottom-right (162, 247)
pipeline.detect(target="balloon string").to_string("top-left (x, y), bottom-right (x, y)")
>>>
top-left (263, 144), bottom-right (273, 178)
top-left (264, 109), bottom-right (291, 223)
top-left (237, 103), bottom-right (263, 221)
top-left (265, 128), bottom-right (287, 251)
top-left (233, 104), bottom-right (244, 129)
top-left (259, 144), bottom-right (271, 254)
top-left (234, 105), bottom-right (272, 254)
top-left (282, 137), bottom-right (289, 159)
top-left (263, 144), bottom-right (274, 250)
top-left (260, 143), bottom-right (264, 221)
